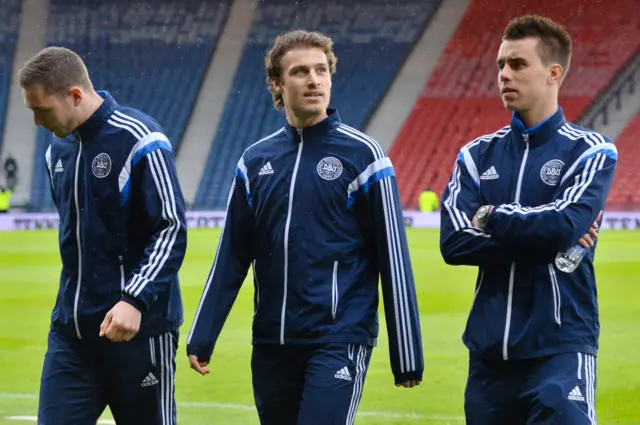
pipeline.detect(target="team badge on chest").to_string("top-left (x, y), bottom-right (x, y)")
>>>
top-left (317, 157), bottom-right (343, 180)
top-left (540, 159), bottom-right (564, 186)
top-left (92, 153), bottom-right (112, 178)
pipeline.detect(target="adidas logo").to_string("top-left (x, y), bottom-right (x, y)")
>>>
top-left (141, 372), bottom-right (159, 387)
top-left (258, 162), bottom-right (274, 176)
top-left (54, 159), bottom-right (64, 173)
top-left (568, 386), bottom-right (585, 401)
top-left (334, 366), bottom-right (352, 381)
top-left (480, 166), bottom-right (499, 180)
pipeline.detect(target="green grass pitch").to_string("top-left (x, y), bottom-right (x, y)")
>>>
top-left (0, 228), bottom-right (638, 424)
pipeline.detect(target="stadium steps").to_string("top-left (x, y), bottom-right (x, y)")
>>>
top-left (388, 0), bottom-right (640, 209)
top-left (0, 0), bottom-right (49, 208)
top-left (580, 48), bottom-right (640, 141)
top-left (176, 0), bottom-right (258, 208)
top-left (365, 0), bottom-right (470, 153)
top-left (607, 111), bottom-right (640, 211)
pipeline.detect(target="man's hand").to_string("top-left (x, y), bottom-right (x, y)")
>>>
top-left (396, 380), bottom-right (421, 388)
top-left (188, 354), bottom-right (210, 376)
top-left (99, 301), bottom-right (141, 342)
top-left (578, 219), bottom-right (599, 249)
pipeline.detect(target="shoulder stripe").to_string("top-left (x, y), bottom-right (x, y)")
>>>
top-left (464, 126), bottom-right (510, 150)
top-left (337, 124), bottom-right (385, 160)
top-left (558, 123), bottom-right (604, 147)
top-left (114, 110), bottom-right (151, 135)
top-left (242, 128), bottom-right (285, 157)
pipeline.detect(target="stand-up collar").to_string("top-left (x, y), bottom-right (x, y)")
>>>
top-left (284, 109), bottom-right (342, 143)
top-left (510, 106), bottom-right (566, 145)
top-left (75, 90), bottom-right (118, 142)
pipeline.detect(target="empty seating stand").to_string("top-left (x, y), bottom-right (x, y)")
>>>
top-left (30, 0), bottom-right (230, 211)
top-left (607, 112), bottom-right (640, 211)
top-left (390, 0), bottom-right (640, 209)
top-left (0, 0), bottom-right (22, 153)
top-left (194, 0), bottom-right (441, 209)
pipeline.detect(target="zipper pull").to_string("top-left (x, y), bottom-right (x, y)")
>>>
top-left (522, 133), bottom-right (530, 143)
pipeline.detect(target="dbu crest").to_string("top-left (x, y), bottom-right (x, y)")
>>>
top-left (540, 159), bottom-right (564, 186)
top-left (317, 157), bottom-right (343, 181)
top-left (92, 153), bottom-right (112, 178)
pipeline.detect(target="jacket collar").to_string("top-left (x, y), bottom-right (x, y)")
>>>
top-left (75, 90), bottom-right (118, 142)
top-left (284, 108), bottom-right (342, 142)
top-left (510, 106), bottom-right (566, 145)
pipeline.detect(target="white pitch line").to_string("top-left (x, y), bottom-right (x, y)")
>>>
top-left (0, 393), bottom-right (464, 422)
top-left (5, 416), bottom-right (115, 424)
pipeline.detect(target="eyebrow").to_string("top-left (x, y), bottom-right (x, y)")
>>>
top-left (290, 63), bottom-right (328, 70)
top-left (497, 56), bottom-right (527, 64)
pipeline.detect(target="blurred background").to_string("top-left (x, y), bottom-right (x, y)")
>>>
top-left (0, 0), bottom-right (638, 424)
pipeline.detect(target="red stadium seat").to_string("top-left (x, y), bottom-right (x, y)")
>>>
top-left (390, 0), bottom-right (640, 209)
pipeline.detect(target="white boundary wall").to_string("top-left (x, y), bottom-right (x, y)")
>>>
top-left (2, 211), bottom-right (639, 231)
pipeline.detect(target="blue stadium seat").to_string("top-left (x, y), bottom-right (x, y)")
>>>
top-left (0, 0), bottom-right (22, 154)
top-left (30, 0), bottom-right (230, 211)
top-left (194, 0), bottom-right (441, 209)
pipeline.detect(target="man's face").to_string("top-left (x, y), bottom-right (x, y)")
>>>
top-left (23, 84), bottom-right (77, 138)
top-left (276, 47), bottom-right (331, 119)
top-left (497, 37), bottom-right (555, 113)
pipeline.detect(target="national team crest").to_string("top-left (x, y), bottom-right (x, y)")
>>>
top-left (540, 159), bottom-right (564, 186)
top-left (92, 153), bottom-right (112, 178)
top-left (317, 157), bottom-right (343, 180)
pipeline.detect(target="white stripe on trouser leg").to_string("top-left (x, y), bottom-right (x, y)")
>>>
top-left (150, 338), bottom-right (156, 367)
top-left (588, 355), bottom-right (597, 425)
top-left (159, 335), bottom-right (167, 425)
top-left (577, 353), bottom-right (582, 380)
top-left (346, 346), bottom-right (368, 425)
top-left (164, 333), bottom-right (175, 425)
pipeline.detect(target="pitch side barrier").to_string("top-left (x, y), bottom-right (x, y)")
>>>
top-left (1, 211), bottom-right (640, 232)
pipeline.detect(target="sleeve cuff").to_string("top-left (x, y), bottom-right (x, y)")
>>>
top-left (186, 344), bottom-right (214, 363)
top-left (393, 370), bottom-right (423, 385)
top-left (121, 293), bottom-right (148, 312)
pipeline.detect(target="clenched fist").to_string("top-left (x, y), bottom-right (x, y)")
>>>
top-left (99, 301), bottom-right (141, 342)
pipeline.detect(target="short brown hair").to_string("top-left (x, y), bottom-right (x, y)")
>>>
top-left (265, 30), bottom-right (337, 110)
top-left (18, 46), bottom-right (93, 95)
top-left (503, 15), bottom-right (572, 79)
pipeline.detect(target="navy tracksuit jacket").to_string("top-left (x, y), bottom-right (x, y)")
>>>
top-left (440, 107), bottom-right (617, 424)
top-left (39, 91), bottom-right (186, 425)
top-left (187, 110), bottom-right (424, 424)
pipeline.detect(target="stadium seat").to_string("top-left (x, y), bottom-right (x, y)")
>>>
top-left (607, 111), bottom-right (640, 211)
top-left (390, 0), bottom-right (640, 209)
top-left (0, 0), bottom-right (22, 153)
top-left (194, 0), bottom-right (442, 209)
top-left (29, 0), bottom-right (231, 211)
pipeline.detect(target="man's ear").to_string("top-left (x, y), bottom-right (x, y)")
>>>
top-left (272, 78), bottom-right (283, 93)
top-left (549, 63), bottom-right (564, 84)
top-left (68, 87), bottom-right (83, 106)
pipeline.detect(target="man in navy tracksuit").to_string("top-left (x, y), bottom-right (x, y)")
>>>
top-left (440, 16), bottom-right (617, 424)
top-left (19, 47), bottom-right (186, 424)
top-left (187, 30), bottom-right (424, 424)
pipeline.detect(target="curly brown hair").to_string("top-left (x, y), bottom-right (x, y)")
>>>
top-left (264, 30), bottom-right (338, 110)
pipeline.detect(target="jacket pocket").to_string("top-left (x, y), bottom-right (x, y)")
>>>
top-left (548, 264), bottom-right (562, 326)
top-left (332, 261), bottom-right (339, 320)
